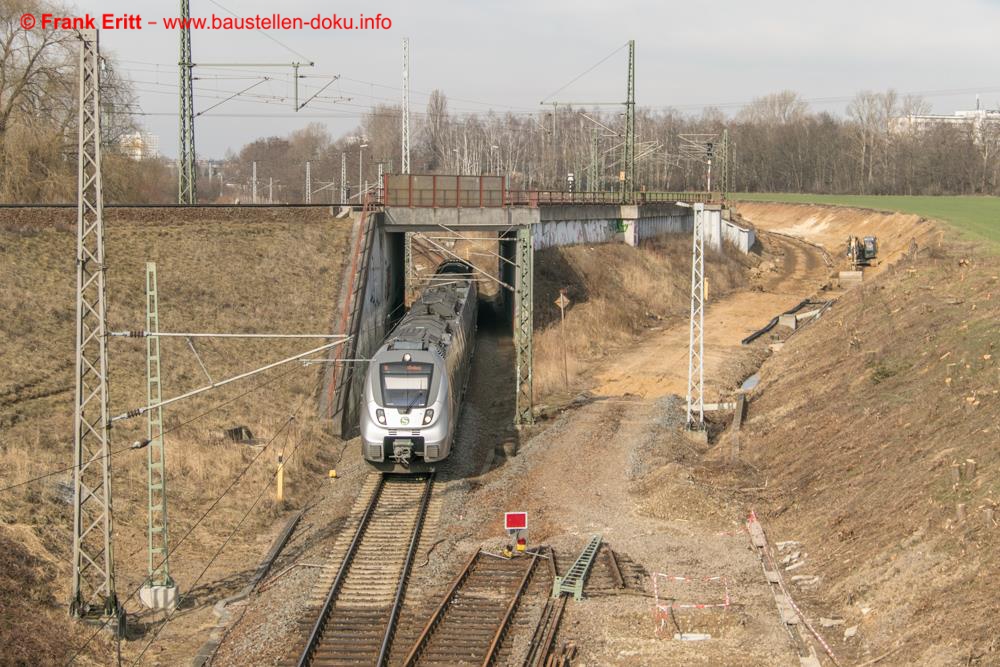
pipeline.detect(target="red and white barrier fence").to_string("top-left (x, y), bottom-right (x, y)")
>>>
top-left (651, 572), bottom-right (732, 635)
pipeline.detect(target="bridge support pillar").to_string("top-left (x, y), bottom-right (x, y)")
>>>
top-left (514, 225), bottom-right (534, 426)
top-left (403, 231), bottom-right (413, 305)
top-left (620, 204), bottom-right (639, 247)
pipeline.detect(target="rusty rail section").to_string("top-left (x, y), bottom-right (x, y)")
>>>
top-left (402, 549), bottom-right (542, 666)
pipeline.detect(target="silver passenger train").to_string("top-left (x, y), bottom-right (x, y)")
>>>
top-left (361, 261), bottom-right (478, 471)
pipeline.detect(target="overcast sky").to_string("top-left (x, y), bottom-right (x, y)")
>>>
top-left (72, 0), bottom-right (1000, 159)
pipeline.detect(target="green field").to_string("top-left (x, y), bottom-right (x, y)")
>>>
top-left (734, 193), bottom-right (1000, 246)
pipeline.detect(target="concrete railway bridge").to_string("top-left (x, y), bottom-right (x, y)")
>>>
top-left (323, 174), bottom-right (756, 437)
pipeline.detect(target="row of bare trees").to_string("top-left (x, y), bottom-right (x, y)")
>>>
top-left (1, 0), bottom-right (172, 203)
top-left (5, 0), bottom-right (1000, 203)
top-left (217, 89), bottom-right (1000, 203)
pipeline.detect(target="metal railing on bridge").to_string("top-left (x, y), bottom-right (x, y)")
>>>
top-left (503, 190), bottom-right (717, 206)
top-left (381, 174), bottom-right (717, 208)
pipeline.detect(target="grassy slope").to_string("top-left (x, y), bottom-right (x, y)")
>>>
top-left (735, 193), bottom-right (1000, 246)
top-left (0, 208), bottom-right (352, 663)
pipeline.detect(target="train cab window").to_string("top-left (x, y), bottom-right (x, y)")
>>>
top-left (380, 362), bottom-right (433, 409)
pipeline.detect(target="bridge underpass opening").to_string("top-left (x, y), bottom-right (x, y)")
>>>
top-left (395, 224), bottom-right (534, 427)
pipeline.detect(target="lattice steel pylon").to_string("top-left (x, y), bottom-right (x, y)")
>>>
top-left (514, 226), bottom-right (534, 425)
top-left (686, 203), bottom-right (706, 428)
top-left (340, 152), bottom-right (347, 203)
top-left (719, 129), bottom-right (730, 202)
top-left (622, 39), bottom-right (635, 203)
top-left (144, 263), bottom-right (173, 591)
top-left (178, 0), bottom-right (196, 204)
top-left (305, 161), bottom-right (312, 204)
top-left (401, 37), bottom-right (411, 174)
top-left (70, 29), bottom-right (123, 628)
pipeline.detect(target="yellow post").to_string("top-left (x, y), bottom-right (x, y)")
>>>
top-left (276, 455), bottom-right (284, 502)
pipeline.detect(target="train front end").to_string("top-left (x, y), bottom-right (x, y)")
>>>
top-left (361, 350), bottom-right (451, 472)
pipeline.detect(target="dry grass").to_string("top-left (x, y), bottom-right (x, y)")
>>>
top-left (532, 237), bottom-right (753, 399)
top-left (0, 207), bottom-right (352, 661)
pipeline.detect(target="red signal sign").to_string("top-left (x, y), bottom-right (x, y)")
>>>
top-left (504, 511), bottom-right (527, 531)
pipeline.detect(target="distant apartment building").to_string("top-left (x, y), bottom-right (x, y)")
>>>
top-left (119, 131), bottom-right (160, 160)
top-left (892, 101), bottom-right (1000, 138)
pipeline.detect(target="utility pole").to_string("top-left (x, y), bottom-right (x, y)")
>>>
top-left (252, 161), bottom-right (258, 204)
top-left (305, 161), bottom-right (312, 204)
top-left (706, 142), bottom-right (714, 192)
top-left (268, 177), bottom-right (274, 204)
top-left (178, 0), bottom-right (196, 204)
top-left (720, 129), bottom-right (730, 201)
top-left (402, 38), bottom-right (413, 301)
top-left (358, 143), bottom-right (368, 201)
top-left (622, 39), bottom-right (635, 203)
top-left (401, 37), bottom-right (411, 175)
top-left (139, 263), bottom-right (176, 612)
top-left (70, 29), bottom-right (123, 630)
top-left (686, 203), bottom-right (706, 429)
top-left (589, 129), bottom-right (599, 192)
top-left (340, 153), bottom-right (347, 203)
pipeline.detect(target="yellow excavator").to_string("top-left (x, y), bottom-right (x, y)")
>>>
top-left (847, 235), bottom-right (878, 269)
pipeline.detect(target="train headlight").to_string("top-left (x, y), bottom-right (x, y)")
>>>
top-left (376, 408), bottom-right (386, 425)
top-left (422, 409), bottom-right (434, 425)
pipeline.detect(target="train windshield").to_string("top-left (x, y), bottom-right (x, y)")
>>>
top-left (380, 362), bottom-right (433, 408)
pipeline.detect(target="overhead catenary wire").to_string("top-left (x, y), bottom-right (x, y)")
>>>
top-left (196, 77), bottom-right (271, 117)
top-left (205, 0), bottom-right (313, 63)
top-left (297, 76), bottom-right (342, 111)
top-left (109, 339), bottom-right (349, 423)
top-left (116, 55), bottom-right (1000, 115)
top-left (67, 366), bottom-right (323, 665)
top-left (123, 371), bottom-right (327, 665)
top-left (540, 42), bottom-right (629, 104)
top-left (117, 59), bottom-right (541, 112)
top-left (0, 362), bottom-right (306, 496)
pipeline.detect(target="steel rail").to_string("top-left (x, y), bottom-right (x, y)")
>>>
top-left (605, 546), bottom-right (625, 590)
top-left (296, 473), bottom-right (433, 667)
top-left (483, 550), bottom-right (540, 666)
top-left (0, 203), bottom-right (357, 209)
top-left (377, 475), bottom-right (435, 666)
top-left (109, 331), bottom-right (346, 339)
top-left (296, 474), bottom-right (386, 667)
top-left (402, 549), bottom-right (481, 666)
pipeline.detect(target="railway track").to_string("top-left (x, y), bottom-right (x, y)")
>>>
top-left (402, 549), bottom-right (547, 666)
top-left (584, 545), bottom-right (647, 596)
top-left (288, 473), bottom-right (433, 667)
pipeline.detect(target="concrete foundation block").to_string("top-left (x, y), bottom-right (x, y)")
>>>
top-left (778, 313), bottom-right (798, 330)
top-left (685, 428), bottom-right (709, 445)
top-left (140, 584), bottom-right (178, 612)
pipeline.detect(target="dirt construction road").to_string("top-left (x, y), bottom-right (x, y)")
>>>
top-left (459, 229), bottom-right (833, 665)
top-left (595, 232), bottom-right (831, 399)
